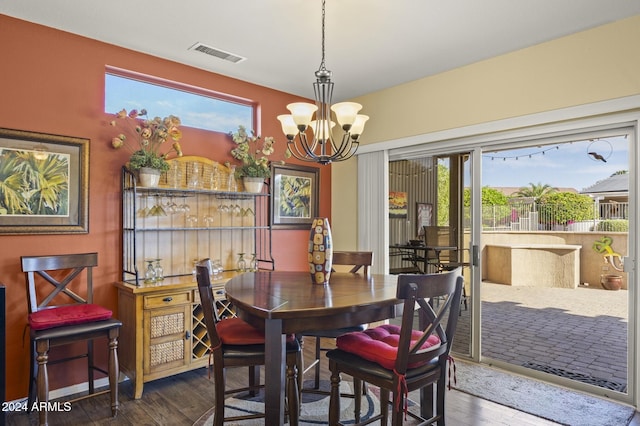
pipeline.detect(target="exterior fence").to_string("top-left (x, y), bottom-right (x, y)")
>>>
top-left (481, 202), bottom-right (629, 232)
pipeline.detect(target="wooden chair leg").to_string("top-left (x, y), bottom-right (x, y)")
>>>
top-left (28, 341), bottom-right (37, 408)
top-left (108, 329), bottom-right (119, 417)
top-left (248, 365), bottom-right (260, 397)
top-left (286, 356), bottom-right (299, 426)
top-left (354, 378), bottom-right (362, 423)
top-left (87, 339), bottom-right (95, 394)
top-left (380, 388), bottom-right (390, 425)
top-left (328, 363), bottom-right (341, 425)
top-left (35, 339), bottom-right (50, 426)
top-left (213, 363), bottom-right (225, 426)
top-left (313, 337), bottom-right (321, 389)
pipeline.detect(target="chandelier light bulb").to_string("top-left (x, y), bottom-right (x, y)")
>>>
top-left (349, 115), bottom-right (369, 138)
top-left (277, 115), bottom-right (299, 139)
top-left (331, 102), bottom-right (362, 130)
top-left (310, 119), bottom-right (336, 142)
top-left (286, 102), bottom-right (317, 130)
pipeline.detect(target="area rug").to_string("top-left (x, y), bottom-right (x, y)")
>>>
top-left (452, 359), bottom-right (636, 426)
top-left (193, 380), bottom-right (381, 425)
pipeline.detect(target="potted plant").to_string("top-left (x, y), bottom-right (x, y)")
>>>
top-left (109, 108), bottom-right (183, 186)
top-left (228, 125), bottom-right (288, 193)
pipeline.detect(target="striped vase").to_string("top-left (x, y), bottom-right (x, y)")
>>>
top-left (308, 217), bottom-right (333, 285)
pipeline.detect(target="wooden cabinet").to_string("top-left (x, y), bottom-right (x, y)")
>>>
top-left (115, 274), bottom-right (235, 399)
top-left (116, 157), bottom-right (271, 398)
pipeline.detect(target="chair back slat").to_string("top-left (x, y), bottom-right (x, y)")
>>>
top-left (332, 251), bottom-right (373, 275)
top-left (21, 253), bottom-right (98, 313)
top-left (394, 268), bottom-right (463, 373)
top-left (195, 263), bottom-right (222, 350)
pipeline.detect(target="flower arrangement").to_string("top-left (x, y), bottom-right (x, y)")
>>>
top-left (109, 108), bottom-right (183, 172)
top-left (229, 125), bottom-right (288, 179)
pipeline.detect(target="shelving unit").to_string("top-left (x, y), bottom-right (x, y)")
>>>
top-left (116, 157), bottom-right (273, 398)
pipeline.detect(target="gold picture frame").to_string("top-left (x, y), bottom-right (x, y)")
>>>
top-left (271, 163), bottom-right (319, 229)
top-left (0, 128), bottom-right (89, 234)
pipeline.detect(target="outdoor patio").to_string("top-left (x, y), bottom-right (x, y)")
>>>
top-left (453, 281), bottom-right (628, 391)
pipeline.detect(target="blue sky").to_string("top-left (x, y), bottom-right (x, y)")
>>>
top-left (481, 135), bottom-right (629, 192)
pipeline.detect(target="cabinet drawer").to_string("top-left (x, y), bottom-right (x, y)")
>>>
top-left (144, 291), bottom-right (191, 309)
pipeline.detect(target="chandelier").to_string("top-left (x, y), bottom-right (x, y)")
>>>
top-left (277, 0), bottom-right (368, 165)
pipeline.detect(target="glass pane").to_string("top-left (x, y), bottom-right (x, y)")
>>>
top-left (105, 73), bottom-right (253, 133)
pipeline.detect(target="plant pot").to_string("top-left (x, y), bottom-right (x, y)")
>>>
top-left (243, 177), bottom-right (265, 193)
top-left (138, 167), bottom-right (162, 187)
top-left (601, 274), bottom-right (622, 291)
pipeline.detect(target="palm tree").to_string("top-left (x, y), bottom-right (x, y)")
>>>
top-left (513, 182), bottom-right (557, 200)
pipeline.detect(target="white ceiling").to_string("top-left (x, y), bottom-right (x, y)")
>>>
top-left (2, 1), bottom-right (640, 102)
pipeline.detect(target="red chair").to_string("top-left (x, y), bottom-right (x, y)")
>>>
top-left (327, 268), bottom-right (463, 425)
top-left (21, 253), bottom-right (121, 426)
top-left (195, 262), bottom-right (301, 425)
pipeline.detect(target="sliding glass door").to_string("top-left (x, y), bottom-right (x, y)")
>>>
top-left (388, 151), bottom-right (476, 358)
top-left (479, 131), bottom-right (633, 400)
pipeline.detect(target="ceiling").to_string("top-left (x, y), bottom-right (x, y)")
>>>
top-left (2, 1), bottom-right (640, 102)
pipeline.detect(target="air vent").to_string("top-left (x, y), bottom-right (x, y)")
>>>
top-left (189, 42), bottom-right (246, 64)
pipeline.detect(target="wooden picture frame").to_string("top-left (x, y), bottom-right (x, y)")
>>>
top-left (271, 163), bottom-right (319, 229)
top-left (0, 128), bottom-right (89, 234)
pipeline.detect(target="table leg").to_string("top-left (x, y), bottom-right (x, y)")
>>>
top-left (264, 318), bottom-right (286, 425)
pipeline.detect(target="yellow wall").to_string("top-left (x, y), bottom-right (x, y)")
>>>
top-left (332, 15), bottom-right (640, 250)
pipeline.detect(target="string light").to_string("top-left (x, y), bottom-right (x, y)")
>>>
top-left (485, 145), bottom-right (560, 161)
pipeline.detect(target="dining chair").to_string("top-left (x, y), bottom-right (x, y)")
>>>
top-left (300, 251), bottom-right (373, 392)
top-left (21, 252), bottom-right (122, 426)
top-left (327, 267), bottom-right (463, 425)
top-left (195, 262), bottom-right (301, 426)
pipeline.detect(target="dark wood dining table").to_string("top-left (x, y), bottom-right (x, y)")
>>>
top-left (224, 270), bottom-right (400, 425)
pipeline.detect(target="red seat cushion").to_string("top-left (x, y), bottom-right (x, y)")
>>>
top-left (216, 318), bottom-right (265, 345)
top-left (336, 324), bottom-right (441, 369)
top-left (29, 304), bottom-right (113, 331)
top-left (216, 318), bottom-right (297, 345)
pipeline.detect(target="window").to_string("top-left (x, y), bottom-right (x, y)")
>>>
top-left (105, 72), bottom-right (254, 133)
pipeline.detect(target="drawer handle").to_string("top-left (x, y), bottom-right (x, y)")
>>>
top-left (185, 331), bottom-right (191, 340)
top-left (162, 297), bottom-right (173, 303)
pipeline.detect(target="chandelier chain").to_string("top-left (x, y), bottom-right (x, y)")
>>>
top-left (318, 0), bottom-right (327, 72)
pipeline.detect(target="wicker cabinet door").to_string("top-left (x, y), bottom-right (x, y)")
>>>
top-left (143, 305), bottom-right (191, 375)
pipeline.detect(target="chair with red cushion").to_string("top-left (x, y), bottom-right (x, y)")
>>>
top-left (21, 252), bottom-right (122, 426)
top-left (327, 267), bottom-right (463, 425)
top-left (195, 262), bottom-right (301, 426)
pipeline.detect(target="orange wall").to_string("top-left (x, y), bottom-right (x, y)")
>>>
top-left (0, 15), bottom-right (331, 400)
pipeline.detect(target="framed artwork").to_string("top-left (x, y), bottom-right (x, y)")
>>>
top-left (416, 202), bottom-right (433, 236)
top-left (0, 128), bottom-right (89, 234)
top-left (271, 163), bottom-right (319, 229)
top-left (389, 191), bottom-right (408, 218)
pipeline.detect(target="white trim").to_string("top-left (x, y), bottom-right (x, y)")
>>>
top-left (357, 95), bottom-right (640, 156)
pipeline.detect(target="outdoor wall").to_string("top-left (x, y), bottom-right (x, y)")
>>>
top-left (481, 231), bottom-right (629, 290)
top-left (0, 15), bottom-right (330, 400)
top-left (331, 15), bottom-right (640, 251)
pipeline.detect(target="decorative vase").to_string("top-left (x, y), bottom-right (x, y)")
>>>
top-left (138, 167), bottom-right (161, 187)
top-left (308, 217), bottom-right (333, 285)
top-left (243, 177), bottom-right (265, 193)
top-left (601, 274), bottom-right (622, 291)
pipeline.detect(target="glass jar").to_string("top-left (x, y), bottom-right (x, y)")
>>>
top-left (237, 253), bottom-right (246, 272)
top-left (168, 161), bottom-right (182, 188)
top-left (188, 161), bottom-right (200, 189)
top-left (154, 259), bottom-right (164, 281)
top-left (227, 165), bottom-right (238, 192)
top-left (212, 259), bottom-right (223, 279)
top-left (144, 260), bottom-right (156, 284)
top-left (210, 162), bottom-right (220, 190)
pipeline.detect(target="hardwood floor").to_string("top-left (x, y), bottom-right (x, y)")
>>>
top-left (6, 339), bottom-right (639, 425)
